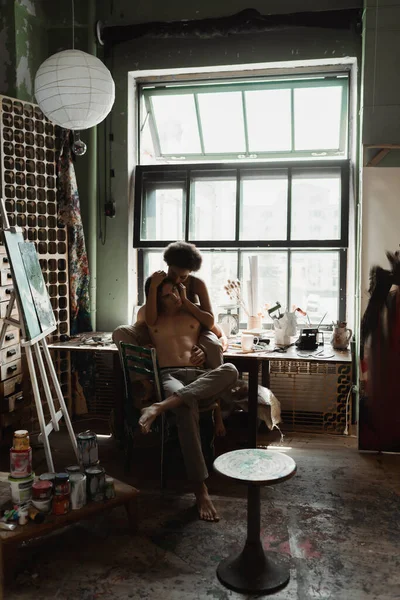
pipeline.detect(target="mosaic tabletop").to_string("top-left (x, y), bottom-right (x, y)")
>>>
top-left (214, 449), bottom-right (296, 485)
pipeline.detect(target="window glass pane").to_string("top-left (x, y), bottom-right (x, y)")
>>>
top-left (151, 94), bottom-right (201, 155)
top-left (189, 173), bottom-right (236, 240)
top-left (291, 169), bottom-right (341, 240)
top-left (294, 86), bottom-right (343, 151)
top-left (240, 171), bottom-right (288, 240)
top-left (198, 251), bottom-right (238, 313)
top-left (245, 89), bottom-right (291, 152)
top-left (142, 250), bottom-right (165, 296)
top-left (140, 100), bottom-right (156, 164)
top-left (197, 92), bottom-right (246, 153)
top-left (241, 252), bottom-right (288, 321)
top-left (141, 184), bottom-right (185, 241)
top-left (290, 251), bottom-right (339, 325)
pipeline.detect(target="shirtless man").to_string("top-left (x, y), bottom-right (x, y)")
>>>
top-left (138, 276), bottom-right (238, 521)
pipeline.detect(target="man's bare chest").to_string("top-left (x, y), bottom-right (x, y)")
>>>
top-left (150, 312), bottom-right (200, 339)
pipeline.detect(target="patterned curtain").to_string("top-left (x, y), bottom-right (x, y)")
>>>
top-left (56, 130), bottom-right (92, 334)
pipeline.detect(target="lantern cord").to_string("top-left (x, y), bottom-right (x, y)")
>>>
top-left (71, 0), bottom-right (75, 50)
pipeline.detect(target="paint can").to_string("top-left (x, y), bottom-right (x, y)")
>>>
top-left (85, 466), bottom-right (105, 502)
top-left (65, 465), bottom-right (81, 475)
top-left (52, 494), bottom-right (70, 515)
top-left (10, 447), bottom-right (32, 478)
top-left (104, 476), bottom-right (116, 500)
top-left (32, 480), bottom-right (53, 501)
top-left (77, 431), bottom-right (98, 467)
top-left (13, 429), bottom-right (30, 451)
top-left (39, 472), bottom-right (56, 485)
top-left (8, 473), bottom-right (34, 504)
top-left (54, 473), bottom-right (70, 496)
top-left (32, 498), bottom-right (52, 514)
top-left (70, 473), bottom-right (86, 510)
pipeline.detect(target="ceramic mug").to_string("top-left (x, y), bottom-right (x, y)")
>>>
top-left (331, 326), bottom-right (352, 350)
top-left (241, 331), bottom-right (259, 353)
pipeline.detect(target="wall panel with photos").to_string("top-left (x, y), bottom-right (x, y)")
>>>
top-left (0, 95), bottom-right (71, 439)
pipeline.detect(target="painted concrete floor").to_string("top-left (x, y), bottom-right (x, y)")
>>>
top-left (5, 429), bottom-right (400, 600)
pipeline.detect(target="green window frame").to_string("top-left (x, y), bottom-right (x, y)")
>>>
top-left (140, 75), bottom-right (349, 162)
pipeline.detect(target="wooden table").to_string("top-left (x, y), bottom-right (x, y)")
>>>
top-left (0, 477), bottom-right (139, 598)
top-left (49, 332), bottom-right (352, 447)
top-left (223, 343), bottom-right (352, 448)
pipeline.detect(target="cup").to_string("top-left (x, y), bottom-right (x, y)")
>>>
top-left (241, 331), bottom-right (259, 353)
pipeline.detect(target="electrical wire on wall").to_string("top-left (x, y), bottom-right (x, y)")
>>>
top-left (98, 0), bottom-right (115, 245)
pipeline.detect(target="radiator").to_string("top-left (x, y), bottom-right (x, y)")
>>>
top-left (84, 356), bottom-right (352, 435)
top-left (269, 360), bottom-right (352, 434)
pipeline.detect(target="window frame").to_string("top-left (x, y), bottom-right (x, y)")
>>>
top-left (134, 160), bottom-right (349, 248)
top-left (140, 75), bottom-right (349, 162)
top-left (134, 160), bottom-right (349, 322)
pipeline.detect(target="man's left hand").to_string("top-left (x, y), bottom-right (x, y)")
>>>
top-left (190, 345), bottom-right (205, 366)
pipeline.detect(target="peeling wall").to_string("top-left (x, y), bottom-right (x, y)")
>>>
top-left (14, 0), bottom-right (48, 101)
top-left (0, 0), bottom-right (17, 96)
top-left (0, 0), bottom-right (48, 102)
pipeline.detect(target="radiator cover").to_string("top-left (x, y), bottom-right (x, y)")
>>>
top-left (270, 360), bottom-right (352, 434)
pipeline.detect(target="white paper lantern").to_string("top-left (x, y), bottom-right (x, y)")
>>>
top-left (34, 49), bottom-right (115, 130)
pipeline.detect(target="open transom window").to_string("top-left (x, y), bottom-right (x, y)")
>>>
top-left (139, 75), bottom-right (349, 163)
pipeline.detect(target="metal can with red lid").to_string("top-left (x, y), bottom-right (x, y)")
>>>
top-left (52, 494), bottom-right (69, 515)
top-left (32, 480), bottom-right (53, 501)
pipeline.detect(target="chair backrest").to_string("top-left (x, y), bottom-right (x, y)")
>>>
top-left (118, 342), bottom-right (164, 425)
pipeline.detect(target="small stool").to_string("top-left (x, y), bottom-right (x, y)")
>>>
top-left (214, 448), bottom-right (296, 594)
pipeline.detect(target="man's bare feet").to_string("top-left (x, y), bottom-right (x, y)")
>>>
top-left (194, 483), bottom-right (219, 522)
top-left (139, 404), bottom-right (160, 434)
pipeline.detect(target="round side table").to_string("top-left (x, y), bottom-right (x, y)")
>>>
top-left (214, 448), bottom-right (296, 594)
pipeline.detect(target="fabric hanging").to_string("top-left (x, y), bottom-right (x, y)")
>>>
top-left (56, 130), bottom-right (92, 335)
top-left (359, 251), bottom-right (400, 451)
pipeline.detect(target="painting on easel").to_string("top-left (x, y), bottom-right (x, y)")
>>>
top-left (2, 230), bottom-right (42, 340)
top-left (19, 242), bottom-right (56, 334)
top-left (2, 229), bottom-right (56, 340)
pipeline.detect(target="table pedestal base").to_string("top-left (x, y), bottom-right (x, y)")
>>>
top-left (217, 539), bottom-right (290, 594)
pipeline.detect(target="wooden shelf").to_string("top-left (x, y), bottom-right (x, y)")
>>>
top-left (365, 144), bottom-right (400, 166)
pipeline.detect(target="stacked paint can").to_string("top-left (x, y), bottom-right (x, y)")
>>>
top-left (32, 480), bottom-right (53, 513)
top-left (85, 465), bottom-right (106, 502)
top-left (8, 430), bottom-right (34, 505)
top-left (76, 431), bottom-right (115, 503)
top-left (77, 431), bottom-right (98, 468)
top-left (69, 473), bottom-right (87, 509)
top-left (52, 473), bottom-right (70, 515)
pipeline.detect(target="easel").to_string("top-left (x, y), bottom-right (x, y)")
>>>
top-left (0, 199), bottom-right (78, 472)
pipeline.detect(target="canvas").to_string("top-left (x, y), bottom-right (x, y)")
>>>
top-left (2, 230), bottom-right (41, 340)
top-left (19, 242), bottom-right (56, 335)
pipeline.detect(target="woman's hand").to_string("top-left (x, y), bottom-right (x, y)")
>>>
top-left (150, 270), bottom-right (167, 288)
top-left (178, 282), bottom-right (187, 302)
top-left (190, 344), bottom-right (205, 366)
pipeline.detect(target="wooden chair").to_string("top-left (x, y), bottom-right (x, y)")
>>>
top-left (118, 341), bottom-right (215, 487)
